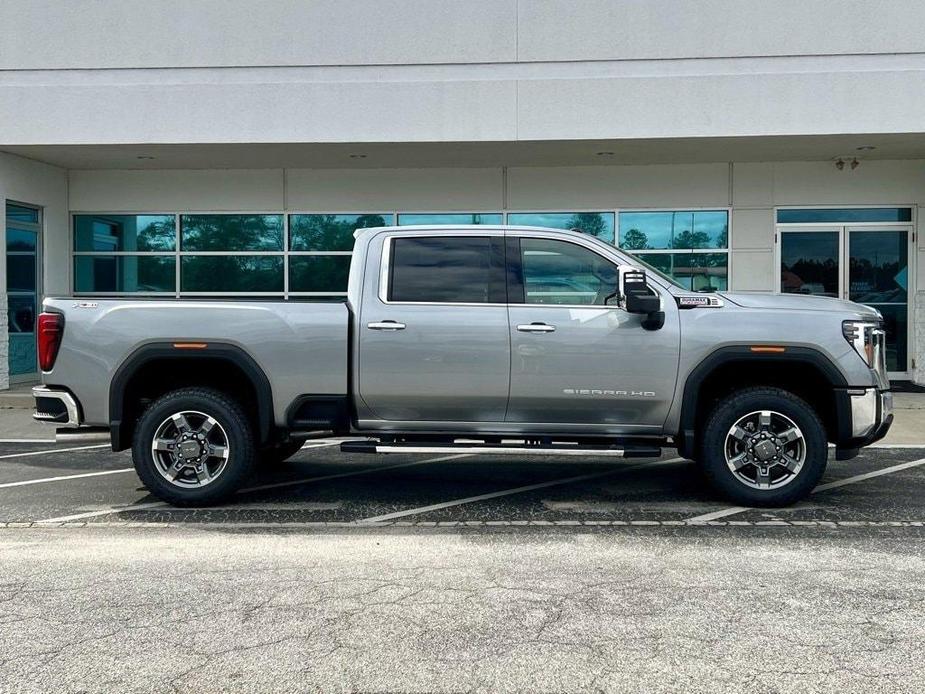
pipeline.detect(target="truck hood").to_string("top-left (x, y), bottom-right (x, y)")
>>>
top-left (717, 291), bottom-right (882, 320)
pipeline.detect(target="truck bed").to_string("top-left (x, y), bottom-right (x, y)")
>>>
top-left (43, 298), bottom-right (349, 428)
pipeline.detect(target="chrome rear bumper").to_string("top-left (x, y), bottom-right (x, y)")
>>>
top-left (32, 386), bottom-right (80, 427)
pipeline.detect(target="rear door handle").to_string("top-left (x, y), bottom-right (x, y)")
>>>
top-left (516, 322), bottom-right (556, 333)
top-left (367, 320), bottom-right (406, 331)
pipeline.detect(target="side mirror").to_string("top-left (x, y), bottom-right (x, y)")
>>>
top-left (625, 289), bottom-right (660, 315)
top-left (620, 267), bottom-right (665, 331)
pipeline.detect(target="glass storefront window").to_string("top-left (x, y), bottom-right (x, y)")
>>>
top-left (181, 214), bottom-right (283, 252)
top-left (68, 209), bottom-right (732, 297)
top-left (6, 204), bottom-right (39, 224)
top-left (635, 252), bottom-right (728, 292)
top-left (618, 210), bottom-right (727, 250)
top-left (74, 214), bottom-right (176, 252)
top-left (181, 256), bottom-right (284, 293)
top-left (619, 210), bottom-right (729, 289)
top-left (6, 254), bottom-right (36, 292)
top-left (73, 255), bottom-right (176, 293)
top-left (777, 208), bottom-right (912, 224)
top-left (397, 213), bottom-right (502, 226)
top-left (289, 256), bottom-right (352, 293)
top-left (507, 212), bottom-right (615, 244)
top-left (7, 295), bottom-right (36, 334)
top-left (290, 214), bottom-right (391, 251)
top-left (6, 228), bottom-right (38, 252)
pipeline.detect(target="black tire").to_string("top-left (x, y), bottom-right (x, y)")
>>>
top-left (699, 387), bottom-right (827, 507)
top-left (131, 387), bottom-right (257, 506)
top-left (260, 439), bottom-right (306, 464)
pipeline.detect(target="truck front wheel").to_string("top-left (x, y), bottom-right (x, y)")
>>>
top-left (131, 387), bottom-right (257, 506)
top-left (699, 387), bottom-right (827, 507)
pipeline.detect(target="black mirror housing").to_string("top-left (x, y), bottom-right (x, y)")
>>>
top-left (621, 267), bottom-right (664, 330)
top-left (625, 290), bottom-right (660, 315)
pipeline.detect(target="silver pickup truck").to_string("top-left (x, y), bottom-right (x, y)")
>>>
top-left (32, 225), bottom-right (892, 507)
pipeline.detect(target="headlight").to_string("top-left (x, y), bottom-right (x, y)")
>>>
top-left (842, 320), bottom-right (880, 367)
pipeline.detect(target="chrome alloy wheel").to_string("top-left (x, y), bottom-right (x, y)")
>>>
top-left (724, 410), bottom-right (806, 490)
top-left (151, 410), bottom-right (230, 488)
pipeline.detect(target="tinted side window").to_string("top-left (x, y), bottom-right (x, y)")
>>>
top-left (389, 236), bottom-right (493, 303)
top-left (520, 238), bottom-right (619, 305)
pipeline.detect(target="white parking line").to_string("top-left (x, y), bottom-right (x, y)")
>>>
top-left (868, 443), bottom-right (925, 449)
top-left (35, 453), bottom-right (472, 524)
top-left (0, 468), bottom-right (135, 489)
top-left (0, 441), bottom-right (341, 496)
top-left (239, 453), bottom-right (471, 493)
top-left (685, 456), bottom-right (925, 522)
top-left (37, 501), bottom-right (169, 523)
top-left (0, 444), bottom-right (109, 461)
top-left (0, 438), bottom-right (56, 444)
top-left (358, 457), bottom-right (685, 524)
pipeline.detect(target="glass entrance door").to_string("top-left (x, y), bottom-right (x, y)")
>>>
top-left (5, 203), bottom-right (41, 383)
top-left (779, 227), bottom-right (842, 298)
top-left (778, 223), bottom-right (912, 376)
top-left (847, 227), bottom-right (909, 374)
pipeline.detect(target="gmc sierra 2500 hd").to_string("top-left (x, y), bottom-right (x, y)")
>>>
top-left (32, 225), bottom-right (892, 507)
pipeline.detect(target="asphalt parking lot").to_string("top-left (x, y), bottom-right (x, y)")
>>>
top-left (2, 438), bottom-right (925, 527)
top-left (2, 438), bottom-right (925, 692)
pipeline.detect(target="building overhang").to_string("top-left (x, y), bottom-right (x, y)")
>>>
top-left (4, 134), bottom-right (925, 171)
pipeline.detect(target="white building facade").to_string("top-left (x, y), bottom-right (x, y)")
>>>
top-left (2, 0), bottom-right (925, 388)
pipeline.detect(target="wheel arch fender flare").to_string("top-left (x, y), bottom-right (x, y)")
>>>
top-left (677, 345), bottom-right (849, 456)
top-left (109, 342), bottom-right (274, 450)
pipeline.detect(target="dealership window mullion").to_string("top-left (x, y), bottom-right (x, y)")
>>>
top-left (174, 214), bottom-right (180, 299)
top-left (283, 213), bottom-right (289, 300)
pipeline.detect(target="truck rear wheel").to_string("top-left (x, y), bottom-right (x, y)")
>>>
top-left (699, 387), bottom-right (827, 507)
top-left (131, 387), bottom-right (257, 506)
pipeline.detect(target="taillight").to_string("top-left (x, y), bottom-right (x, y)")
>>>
top-left (37, 312), bottom-right (64, 371)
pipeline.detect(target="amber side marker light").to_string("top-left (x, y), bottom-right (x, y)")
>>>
top-left (173, 342), bottom-right (208, 350)
top-left (750, 346), bottom-right (787, 353)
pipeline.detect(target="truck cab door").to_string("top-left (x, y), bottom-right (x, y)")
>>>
top-left (355, 231), bottom-right (510, 426)
top-left (505, 235), bottom-right (680, 433)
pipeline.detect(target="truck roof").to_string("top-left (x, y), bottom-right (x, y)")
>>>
top-left (352, 224), bottom-right (587, 239)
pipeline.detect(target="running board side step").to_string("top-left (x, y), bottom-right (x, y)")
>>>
top-left (340, 441), bottom-right (662, 458)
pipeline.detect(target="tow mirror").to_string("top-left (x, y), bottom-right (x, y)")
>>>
top-left (620, 267), bottom-right (665, 331)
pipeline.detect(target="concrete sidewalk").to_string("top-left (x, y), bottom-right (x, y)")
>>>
top-left (2, 383), bottom-right (924, 445)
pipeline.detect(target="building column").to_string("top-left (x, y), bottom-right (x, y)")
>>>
top-left (914, 291), bottom-right (925, 385)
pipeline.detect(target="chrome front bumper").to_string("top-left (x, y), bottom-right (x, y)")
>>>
top-left (32, 386), bottom-right (80, 427)
top-left (848, 387), bottom-right (893, 440)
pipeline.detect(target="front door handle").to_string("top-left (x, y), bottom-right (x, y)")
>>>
top-left (517, 322), bottom-right (556, 333)
top-left (368, 320), bottom-right (406, 331)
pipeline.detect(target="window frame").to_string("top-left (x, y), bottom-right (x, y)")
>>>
top-left (378, 231), bottom-right (507, 306)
